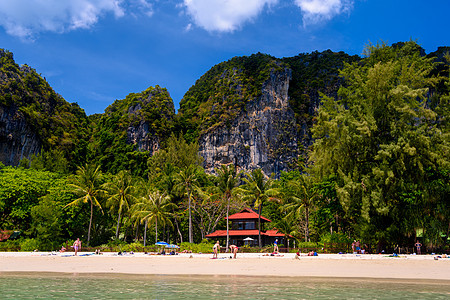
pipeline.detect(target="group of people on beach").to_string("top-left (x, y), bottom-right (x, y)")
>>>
top-left (59, 238), bottom-right (81, 255)
top-left (213, 241), bottom-right (238, 259)
top-left (212, 239), bottom-right (281, 259)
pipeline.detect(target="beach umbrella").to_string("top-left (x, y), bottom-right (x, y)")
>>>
top-left (244, 237), bottom-right (254, 246)
top-left (165, 244), bottom-right (180, 249)
top-left (155, 241), bottom-right (169, 246)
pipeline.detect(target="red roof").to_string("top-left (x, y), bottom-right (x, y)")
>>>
top-left (265, 229), bottom-right (286, 237)
top-left (206, 230), bottom-right (264, 238)
top-left (227, 208), bottom-right (271, 222)
top-left (205, 228), bottom-right (289, 238)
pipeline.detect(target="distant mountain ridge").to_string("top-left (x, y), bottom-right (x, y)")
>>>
top-left (0, 44), bottom-right (448, 175)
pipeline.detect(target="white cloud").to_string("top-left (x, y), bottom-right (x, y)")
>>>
top-left (0, 0), bottom-right (125, 39)
top-left (182, 0), bottom-right (278, 32)
top-left (294, 0), bottom-right (353, 25)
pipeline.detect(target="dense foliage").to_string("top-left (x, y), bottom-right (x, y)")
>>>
top-left (88, 85), bottom-right (175, 176)
top-left (310, 41), bottom-right (449, 251)
top-left (282, 50), bottom-right (360, 141)
top-left (0, 49), bottom-right (90, 170)
top-left (0, 43), bottom-right (448, 253)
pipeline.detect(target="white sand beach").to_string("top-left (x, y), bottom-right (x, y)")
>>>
top-left (1, 252), bottom-right (449, 281)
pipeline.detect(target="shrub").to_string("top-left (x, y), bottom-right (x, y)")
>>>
top-left (19, 238), bottom-right (41, 251)
top-left (0, 240), bottom-right (20, 251)
top-left (180, 241), bottom-right (214, 253)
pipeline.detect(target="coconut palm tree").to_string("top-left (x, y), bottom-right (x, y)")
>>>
top-left (132, 189), bottom-right (176, 245)
top-left (175, 165), bottom-right (201, 243)
top-left (282, 174), bottom-right (318, 242)
top-left (66, 164), bottom-right (105, 245)
top-left (104, 170), bottom-right (136, 240)
top-left (237, 169), bottom-right (276, 248)
top-left (214, 164), bottom-right (241, 250)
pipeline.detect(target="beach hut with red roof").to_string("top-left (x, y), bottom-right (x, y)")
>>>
top-left (205, 208), bottom-right (286, 247)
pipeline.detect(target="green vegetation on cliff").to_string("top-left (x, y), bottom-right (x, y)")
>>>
top-left (178, 53), bottom-right (286, 141)
top-left (89, 85), bottom-right (175, 176)
top-left (282, 50), bottom-right (360, 139)
top-left (0, 49), bottom-right (90, 170)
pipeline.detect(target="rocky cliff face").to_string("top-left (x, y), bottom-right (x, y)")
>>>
top-left (199, 68), bottom-right (298, 175)
top-left (125, 98), bottom-right (168, 155)
top-left (0, 49), bottom-right (89, 169)
top-left (0, 105), bottom-right (41, 165)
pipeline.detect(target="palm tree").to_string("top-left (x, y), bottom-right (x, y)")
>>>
top-left (104, 170), bottom-right (136, 240)
top-left (214, 164), bottom-right (241, 250)
top-left (282, 174), bottom-right (318, 242)
top-left (275, 218), bottom-right (298, 252)
top-left (237, 169), bottom-right (276, 248)
top-left (66, 164), bottom-right (105, 245)
top-left (175, 165), bottom-right (200, 243)
top-left (132, 189), bottom-right (176, 245)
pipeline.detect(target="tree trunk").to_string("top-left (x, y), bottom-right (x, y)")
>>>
top-left (144, 220), bottom-right (148, 247)
top-left (87, 200), bottom-right (93, 245)
top-left (258, 205), bottom-right (262, 248)
top-left (226, 196), bottom-right (230, 251)
top-left (155, 218), bottom-right (158, 243)
top-left (188, 191), bottom-right (193, 243)
top-left (174, 215), bottom-right (183, 244)
top-left (115, 211), bottom-right (121, 239)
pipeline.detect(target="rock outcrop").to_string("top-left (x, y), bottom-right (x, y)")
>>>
top-left (0, 105), bottom-right (41, 165)
top-left (199, 68), bottom-right (298, 176)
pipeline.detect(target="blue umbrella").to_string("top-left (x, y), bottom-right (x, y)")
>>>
top-left (165, 244), bottom-right (180, 249)
top-left (155, 241), bottom-right (169, 246)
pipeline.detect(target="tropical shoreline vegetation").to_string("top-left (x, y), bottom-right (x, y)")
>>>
top-left (0, 42), bottom-right (448, 254)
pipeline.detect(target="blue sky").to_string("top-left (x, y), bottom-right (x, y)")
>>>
top-left (0, 0), bottom-right (448, 115)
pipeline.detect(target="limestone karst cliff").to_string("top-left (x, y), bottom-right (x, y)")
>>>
top-left (89, 85), bottom-right (175, 174)
top-left (0, 104), bottom-right (41, 165)
top-left (2, 44), bottom-right (446, 176)
top-left (199, 67), bottom-right (298, 175)
top-left (0, 49), bottom-right (88, 169)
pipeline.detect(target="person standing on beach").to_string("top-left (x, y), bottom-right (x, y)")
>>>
top-left (229, 245), bottom-right (238, 259)
top-left (274, 239), bottom-right (279, 253)
top-left (355, 240), bottom-right (361, 254)
top-left (415, 240), bottom-right (422, 255)
top-left (73, 238), bottom-right (81, 256)
top-left (213, 241), bottom-right (220, 258)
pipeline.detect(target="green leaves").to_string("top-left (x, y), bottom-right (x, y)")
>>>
top-left (0, 167), bottom-right (59, 230)
top-left (311, 41), bottom-right (449, 245)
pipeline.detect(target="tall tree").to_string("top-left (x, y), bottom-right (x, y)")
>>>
top-left (175, 165), bottom-right (201, 243)
top-left (132, 189), bottom-right (175, 245)
top-left (105, 170), bottom-right (136, 240)
top-left (66, 164), bottom-right (105, 245)
top-left (282, 174), bottom-right (318, 242)
top-left (310, 41), bottom-right (448, 245)
top-left (238, 169), bottom-right (276, 247)
top-left (214, 164), bottom-right (241, 249)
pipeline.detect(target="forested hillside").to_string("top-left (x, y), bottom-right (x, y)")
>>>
top-left (0, 49), bottom-right (89, 170)
top-left (0, 42), bottom-right (448, 254)
top-left (88, 85), bottom-right (176, 177)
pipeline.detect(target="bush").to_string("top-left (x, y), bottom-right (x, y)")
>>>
top-left (320, 232), bottom-right (351, 244)
top-left (0, 240), bottom-right (20, 251)
top-left (121, 242), bottom-right (146, 252)
top-left (19, 238), bottom-right (41, 251)
top-left (180, 241), bottom-right (214, 253)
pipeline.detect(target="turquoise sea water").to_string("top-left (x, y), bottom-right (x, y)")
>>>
top-left (0, 273), bottom-right (449, 299)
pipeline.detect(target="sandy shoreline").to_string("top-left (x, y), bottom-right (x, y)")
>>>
top-left (1, 252), bottom-right (449, 281)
